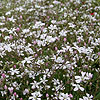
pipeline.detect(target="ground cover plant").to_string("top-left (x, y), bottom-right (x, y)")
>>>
top-left (0, 0), bottom-right (100, 100)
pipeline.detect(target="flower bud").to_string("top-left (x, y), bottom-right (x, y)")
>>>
top-left (4, 85), bottom-right (7, 90)
top-left (2, 73), bottom-right (6, 78)
top-left (14, 92), bottom-right (17, 96)
top-left (64, 38), bottom-right (67, 42)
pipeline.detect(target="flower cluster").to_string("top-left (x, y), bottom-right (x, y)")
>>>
top-left (0, 0), bottom-right (100, 100)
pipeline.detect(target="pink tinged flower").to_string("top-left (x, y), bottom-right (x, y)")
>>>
top-left (88, 74), bottom-right (93, 78)
top-left (56, 37), bottom-right (59, 41)
top-left (69, 94), bottom-right (73, 98)
top-left (98, 52), bottom-right (100, 56)
top-left (47, 16), bottom-right (50, 19)
top-left (9, 34), bottom-right (13, 40)
top-left (14, 92), bottom-right (17, 96)
top-left (2, 73), bottom-right (6, 78)
top-left (86, 32), bottom-right (88, 35)
top-left (55, 47), bottom-right (58, 50)
top-left (23, 89), bottom-right (29, 95)
top-left (84, 42), bottom-right (86, 46)
top-left (74, 50), bottom-right (77, 54)
top-left (19, 24), bottom-right (21, 27)
top-left (41, 27), bottom-right (44, 31)
top-left (35, 54), bottom-right (38, 57)
top-left (40, 51), bottom-right (42, 54)
top-left (13, 65), bottom-right (16, 68)
top-left (7, 17), bottom-right (9, 21)
top-left (4, 85), bottom-right (7, 89)
top-left (33, 41), bottom-right (37, 45)
top-left (78, 39), bottom-right (81, 43)
top-left (20, 15), bottom-right (22, 19)
top-left (84, 65), bottom-right (88, 69)
top-left (16, 27), bottom-right (20, 32)
top-left (86, 73), bottom-right (93, 79)
top-left (64, 38), bottom-right (67, 42)
top-left (46, 93), bottom-right (49, 97)
top-left (90, 82), bottom-right (92, 85)
top-left (20, 98), bottom-right (23, 100)
top-left (64, 55), bottom-right (67, 58)
top-left (79, 70), bottom-right (81, 72)
top-left (46, 63), bottom-right (48, 66)
top-left (8, 87), bottom-right (14, 94)
top-left (88, 40), bottom-right (90, 43)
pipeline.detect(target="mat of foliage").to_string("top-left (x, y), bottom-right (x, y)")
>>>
top-left (0, 0), bottom-right (100, 100)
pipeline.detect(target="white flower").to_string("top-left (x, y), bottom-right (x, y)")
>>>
top-left (4, 36), bottom-right (10, 40)
top-left (51, 20), bottom-right (56, 24)
top-left (48, 24), bottom-right (57, 30)
top-left (45, 36), bottom-right (56, 43)
top-left (4, 44), bottom-right (12, 52)
top-left (68, 23), bottom-right (76, 28)
top-left (29, 91), bottom-right (42, 100)
top-left (9, 16), bottom-right (16, 22)
top-left (9, 68), bottom-right (20, 75)
top-left (79, 93), bottom-right (93, 100)
top-left (76, 0), bottom-right (80, 3)
top-left (22, 29), bottom-right (30, 34)
top-left (36, 40), bottom-right (43, 47)
top-left (86, 93), bottom-right (93, 100)
top-left (36, 59), bottom-right (44, 65)
top-left (86, 73), bottom-right (93, 79)
top-left (40, 34), bottom-right (47, 39)
top-left (40, 75), bottom-right (48, 84)
top-left (75, 75), bottom-right (82, 83)
top-left (53, 1), bottom-right (60, 4)
top-left (59, 30), bottom-right (67, 36)
top-left (30, 81), bottom-right (40, 89)
top-left (33, 21), bottom-right (45, 29)
top-left (75, 72), bottom-right (93, 83)
top-left (23, 89), bottom-right (29, 95)
top-left (22, 56), bottom-right (34, 65)
top-left (75, 72), bottom-right (87, 83)
top-left (1, 91), bottom-right (7, 96)
top-left (5, 11), bottom-right (11, 15)
top-left (0, 22), bottom-right (5, 26)
top-left (15, 6), bottom-right (24, 11)
top-left (72, 83), bottom-right (84, 91)
top-left (25, 47), bottom-right (34, 54)
top-left (52, 78), bottom-right (60, 85)
top-left (55, 57), bottom-right (64, 63)
top-left (59, 93), bottom-right (70, 100)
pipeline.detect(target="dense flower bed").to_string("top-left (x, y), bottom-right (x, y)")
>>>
top-left (0, 0), bottom-right (100, 100)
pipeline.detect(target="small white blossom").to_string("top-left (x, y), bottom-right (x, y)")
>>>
top-left (79, 93), bottom-right (93, 100)
top-left (9, 68), bottom-right (20, 75)
top-left (29, 91), bottom-right (42, 100)
top-left (59, 93), bottom-right (70, 100)
top-left (30, 81), bottom-right (40, 89)
top-left (55, 57), bottom-right (64, 63)
top-left (72, 83), bottom-right (84, 91)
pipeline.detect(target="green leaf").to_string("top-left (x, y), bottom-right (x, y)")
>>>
top-left (95, 92), bottom-right (100, 100)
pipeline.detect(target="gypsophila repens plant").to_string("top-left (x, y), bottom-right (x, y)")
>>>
top-left (0, 0), bottom-right (100, 100)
